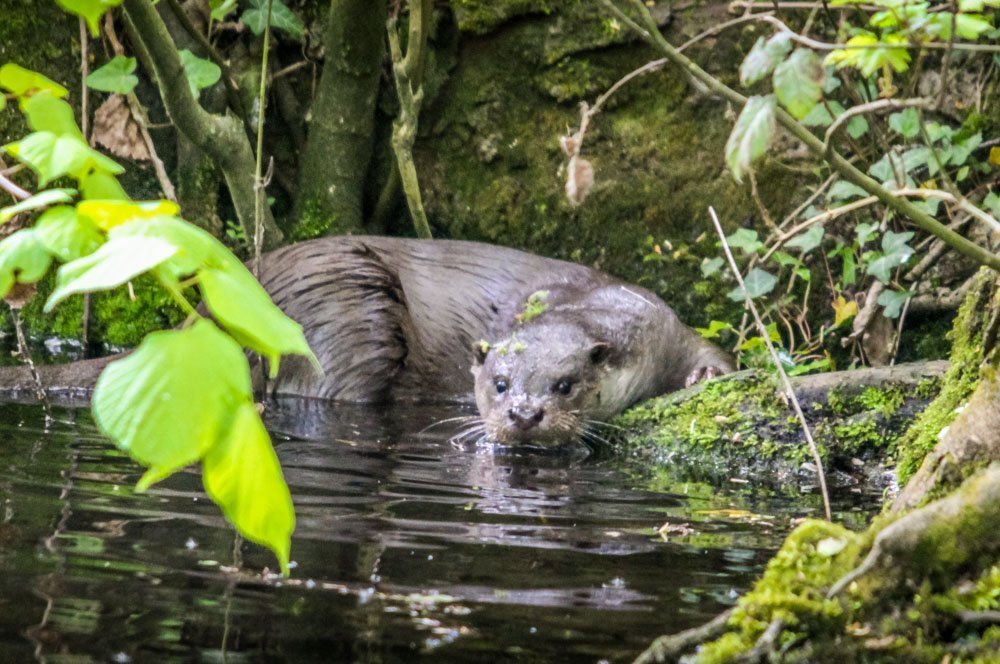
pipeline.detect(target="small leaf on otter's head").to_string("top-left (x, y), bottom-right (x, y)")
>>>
top-left (473, 339), bottom-right (490, 365)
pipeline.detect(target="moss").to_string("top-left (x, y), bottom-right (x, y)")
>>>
top-left (695, 520), bottom-right (862, 663)
top-left (894, 271), bottom-right (993, 483)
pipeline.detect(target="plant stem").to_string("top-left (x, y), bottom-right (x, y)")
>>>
top-left (710, 206), bottom-right (832, 521)
top-left (252, 0), bottom-right (274, 277)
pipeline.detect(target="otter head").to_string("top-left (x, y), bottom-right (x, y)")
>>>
top-left (470, 321), bottom-right (614, 447)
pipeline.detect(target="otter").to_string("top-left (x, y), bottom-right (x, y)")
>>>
top-left (0, 236), bottom-right (732, 444)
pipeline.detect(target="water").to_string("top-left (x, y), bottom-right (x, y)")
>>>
top-left (0, 397), bottom-right (867, 662)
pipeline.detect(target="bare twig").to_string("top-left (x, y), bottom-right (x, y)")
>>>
top-left (710, 206), bottom-right (832, 520)
top-left (252, 0), bottom-right (275, 278)
top-left (79, 19), bottom-right (89, 140)
top-left (0, 171), bottom-right (31, 201)
top-left (634, 608), bottom-right (734, 664)
top-left (823, 98), bottom-right (933, 151)
top-left (763, 196), bottom-right (879, 262)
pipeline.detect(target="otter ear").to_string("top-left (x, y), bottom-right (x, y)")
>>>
top-left (473, 340), bottom-right (490, 366)
top-left (589, 342), bottom-right (611, 365)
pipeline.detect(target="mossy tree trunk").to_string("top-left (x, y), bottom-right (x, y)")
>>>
top-left (290, 0), bottom-right (387, 239)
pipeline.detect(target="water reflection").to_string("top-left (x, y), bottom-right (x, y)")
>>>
top-left (0, 398), bottom-right (846, 662)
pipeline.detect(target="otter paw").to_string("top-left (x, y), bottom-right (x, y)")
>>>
top-left (684, 365), bottom-right (726, 388)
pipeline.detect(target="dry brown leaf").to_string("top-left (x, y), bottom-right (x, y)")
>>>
top-left (92, 94), bottom-right (151, 161)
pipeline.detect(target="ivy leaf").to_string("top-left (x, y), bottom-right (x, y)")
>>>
top-left (0, 63), bottom-right (68, 102)
top-left (0, 188), bottom-right (76, 224)
top-left (200, 264), bottom-right (317, 376)
top-left (0, 229), bottom-right (53, 298)
top-left (883, 230), bottom-right (915, 256)
top-left (773, 49), bottom-right (824, 119)
top-left (724, 95), bottom-right (776, 183)
top-left (828, 180), bottom-right (868, 202)
top-left (949, 132), bottom-right (982, 166)
top-left (739, 33), bottom-right (793, 86)
top-left (728, 268), bottom-right (777, 301)
top-left (832, 295), bottom-right (858, 327)
top-left (802, 99), bottom-right (844, 127)
top-left (846, 115), bottom-right (869, 139)
top-left (771, 250), bottom-right (803, 268)
top-left (55, 0), bottom-right (125, 36)
top-left (888, 108), bottom-right (920, 138)
top-left (701, 256), bottom-right (724, 277)
top-left (785, 224), bottom-right (825, 254)
top-left (242, 0), bottom-right (305, 41)
top-left (877, 288), bottom-right (913, 318)
top-left (202, 401), bottom-right (295, 575)
top-left (866, 231), bottom-right (914, 283)
top-left (85, 56), bottom-right (139, 94)
top-left (178, 50), bottom-right (222, 97)
top-left (856, 222), bottom-right (879, 247)
top-left (34, 206), bottom-right (104, 262)
top-left (726, 228), bottom-right (763, 255)
top-left (695, 320), bottom-right (734, 339)
top-left (45, 235), bottom-right (178, 310)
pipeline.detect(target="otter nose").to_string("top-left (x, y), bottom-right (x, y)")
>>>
top-left (508, 406), bottom-right (544, 430)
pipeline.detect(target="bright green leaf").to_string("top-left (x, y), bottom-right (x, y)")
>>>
top-left (178, 50), bottom-right (222, 96)
top-left (725, 95), bottom-right (776, 183)
top-left (202, 401), bottom-right (295, 574)
top-left (200, 264), bottom-right (316, 375)
top-left (786, 224), bottom-right (825, 253)
top-left (695, 320), bottom-right (733, 339)
top-left (110, 214), bottom-right (238, 277)
top-left (955, 14), bottom-right (993, 39)
top-left (78, 199), bottom-right (180, 231)
top-left (85, 56), bottom-right (139, 94)
top-left (771, 250), bottom-right (803, 268)
top-left (210, 0), bottom-right (238, 20)
top-left (0, 63), bottom-right (68, 101)
top-left (34, 206), bottom-right (104, 262)
top-left (773, 49), bottom-right (824, 119)
top-left (56, 0), bottom-right (125, 35)
top-left (5, 132), bottom-right (124, 185)
top-left (93, 320), bottom-right (251, 485)
top-left (23, 93), bottom-right (83, 137)
top-left (739, 33), bottom-right (793, 86)
top-left (45, 235), bottom-right (177, 309)
top-left (80, 170), bottom-right (129, 200)
top-left (0, 229), bottom-right (52, 297)
top-left (0, 188), bottom-right (75, 224)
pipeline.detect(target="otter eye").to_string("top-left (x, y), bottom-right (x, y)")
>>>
top-left (553, 379), bottom-right (573, 395)
top-left (494, 378), bottom-right (508, 394)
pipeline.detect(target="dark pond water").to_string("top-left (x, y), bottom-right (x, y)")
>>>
top-left (0, 392), bottom-right (874, 663)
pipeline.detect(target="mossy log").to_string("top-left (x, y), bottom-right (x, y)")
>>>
top-left (633, 274), bottom-right (1000, 663)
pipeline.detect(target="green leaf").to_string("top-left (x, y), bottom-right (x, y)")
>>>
top-left (701, 256), bottom-right (724, 277)
top-left (955, 14), bottom-right (993, 39)
top-left (80, 170), bottom-right (129, 200)
top-left (728, 267), bottom-right (777, 301)
top-left (242, 0), bottom-right (305, 41)
top-left (85, 56), bottom-right (138, 94)
top-left (842, 251), bottom-right (857, 285)
top-left (846, 115), bottom-right (869, 139)
top-left (856, 222), bottom-right (879, 247)
top-left (178, 50), bottom-right (222, 97)
top-left (949, 131), bottom-right (982, 166)
top-left (984, 192), bottom-right (1000, 218)
top-left (726, 228), bottom-right (763, 255)
top-left (34, 206), bottom-right (104, 262)
top-left (110, 214), bottom-right (238, 277)
top-left (0, 63), bottom-right (68, 101)
top-left (202, 401), bottom-right (295, 574)
top-left (5, 132), bottom-right (124, 185)
top-left (771, 250), bottom-right (803, 268)
top-left (210, 0), bottom-right (238, 20)
top-left (725, 95), bottom-right (776, 183)
top-left (867, 231), bottom-right (914, 283)
top-left (78, 199), bottom-right (180, 231)
top-left (801, 100), bottom-right (844, 128)
top-left (828, 180), bottom-right (868, 202)
top-left (55, 0), bottom-right (125, 36)
top-left (200, 264), bottom-right (316, 375)
top-left (23, 93), bottom-right (83, 137)
top-left (877, 288), bottom-right (913, 318)
top-left (785, 224), bottom-right (825, 253)
top-left (882, 230), bottom-right (915, 257)
top-left (773, 49), bottom-right (824, 119)
top-left (888, 108), bottom-right (920, 138)
top-left (0, 188), bottom-right (75, 224)
top-left (0, 229), bottom-right (53, 297)
top-left (0, 96), bottom-right (5, 112)
top-left (92, 320), bottom-right (250, 484)
top-left (695, 320), bottom-right (733, 339)
top-left (826, 33), bottom-right (910, 76)
top-left (45, 235), bottom-right (177, 310)
top-left (739, 33), bottom-right (793, 87)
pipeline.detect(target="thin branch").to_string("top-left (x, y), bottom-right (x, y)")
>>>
top-left (599, 0), bottom-right (1000, 272)
top-left (0, 171), bottom-right (31, 201)
top-left (79, 19), bottom-right (89, 140)
top-left (764, 196), bottom-right (879, 262)
top-left (677, 13), bottom-right (775, 53)
top-left (634, 609), bottom-right (734, 664)
top-left (252, 0), bottom-right (275, 277)
top-left (710, 206), bottom-right (832, 520)
top-left (729, 0), bottom-right (883, 9)
top-left (823, 98), bottom-right (933, 151)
